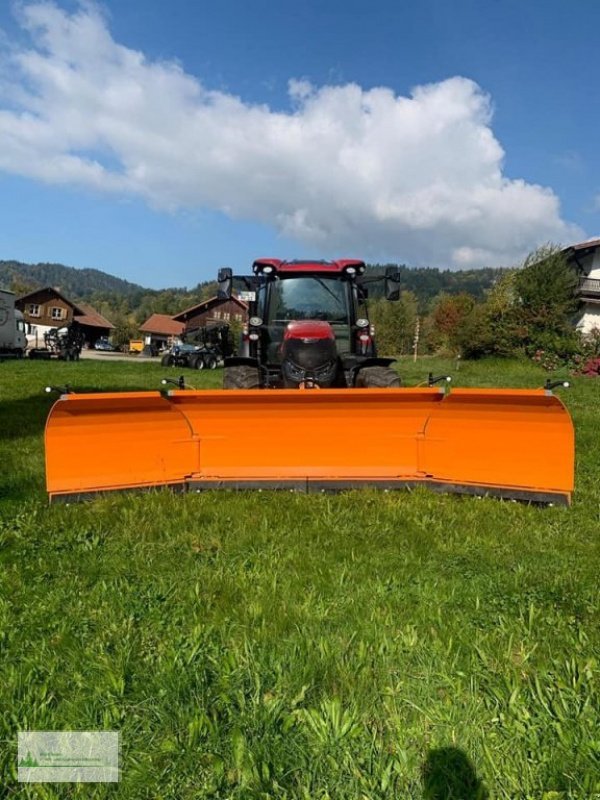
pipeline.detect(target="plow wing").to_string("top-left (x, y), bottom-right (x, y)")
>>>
top-left (45, 387), bottom-right (574, 504)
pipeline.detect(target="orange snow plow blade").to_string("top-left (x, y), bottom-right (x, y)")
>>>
top-left (45, 387), bottom-right (574, 504)
top-left (45, 392), bottom-right (198, 499)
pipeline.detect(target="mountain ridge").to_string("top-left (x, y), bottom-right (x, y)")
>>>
top-left (1, 258), bottom-right (506, 308)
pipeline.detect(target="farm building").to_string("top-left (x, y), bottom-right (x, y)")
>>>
top-left (139, 296), bottom-right (248, 348)
top-left (563, 239), bottom-right (600, 334)
top-left (16, 287), bottom-right (115, 348)
top-left (172, 295), bottom-right (248, 333)
top-left (138, 313), bottom-right (185, 351)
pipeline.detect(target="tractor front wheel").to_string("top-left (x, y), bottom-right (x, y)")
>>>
top-left (224, 365), bottom-right (261, 389)
top-left (355, 366), bottom-right (401, 388)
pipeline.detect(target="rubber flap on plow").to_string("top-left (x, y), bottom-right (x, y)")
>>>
top-left (45, 387), bottom-right (574, 504)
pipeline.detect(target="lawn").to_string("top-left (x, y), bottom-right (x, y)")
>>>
top-left (0, 356), bottom-right (599, 798)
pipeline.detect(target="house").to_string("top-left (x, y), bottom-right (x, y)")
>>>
top-left (139, 296), bottom-right (248, 350)
top-left (563, 239), bottom-right (600, 334)
top-left (16, 287), bottom-right (115, 348)
top-left (138, 313), bottom-right (185, 351)
top-left (171, 296), bottom-right (247, 335)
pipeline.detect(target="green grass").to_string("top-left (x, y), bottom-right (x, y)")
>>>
top-left (0, 357), bottom-right (599, 798)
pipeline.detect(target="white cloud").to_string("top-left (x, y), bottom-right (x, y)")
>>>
top-left (0, 2), bottom-right (583, 266)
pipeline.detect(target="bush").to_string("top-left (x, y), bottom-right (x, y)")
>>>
top-left (452, 305), bottom-right (495, 359)
top-left (580, 357), bottom-right (600, 376)
top-left (581, 327), bottom-right (600, 358)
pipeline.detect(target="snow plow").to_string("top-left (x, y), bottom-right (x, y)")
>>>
top-left (43, 259), bottom-right (575, 504)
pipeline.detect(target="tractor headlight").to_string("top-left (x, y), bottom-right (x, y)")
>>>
top-left (344, 265), bottom-right (357, 275)
top-left (248, 332), bottom-right (260, 341)
top-left (249, 316), bottom-right (263, 327)
top-left (356, 318), bottom-right (369, 329)
top-left (253, 262), bottom-right (276, 275)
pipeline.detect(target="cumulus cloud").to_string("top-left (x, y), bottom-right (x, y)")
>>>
top-left (0, 1), bottom-right (582, 266)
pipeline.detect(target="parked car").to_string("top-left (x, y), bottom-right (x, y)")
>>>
top-left (94, 338), bottom-right (117, 351)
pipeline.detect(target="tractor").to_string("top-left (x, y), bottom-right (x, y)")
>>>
top-left (41, 258), bottom-right (575, 506)
top-left (217, 259), bottom-right (402, 390)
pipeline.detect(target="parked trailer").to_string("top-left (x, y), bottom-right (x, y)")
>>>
top-left (0, 289), bottom-right (28, 359)
top-left (161, 324), bottom-right (233, 370)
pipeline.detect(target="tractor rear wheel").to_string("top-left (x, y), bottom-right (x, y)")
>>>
top-left (191, 355), bottom-right (204, 370)
top-left (161, 353), bottom-right (174, 367)
top-left (355, 366), bottom-right (401, 388)
top-left (224, 365), bottom-right (261, 389)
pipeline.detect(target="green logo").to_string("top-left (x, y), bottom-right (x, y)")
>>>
top-left (19, 752), bottom-right (40, 768)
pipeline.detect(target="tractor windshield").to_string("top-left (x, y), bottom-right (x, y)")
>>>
top-left (268, 276), bottom-right (349, 323)
top-left (263, 275), bottom-right (353, 362)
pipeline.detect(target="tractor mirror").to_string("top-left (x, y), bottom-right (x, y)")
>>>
top-left (384, 273), bottom-right (401, 301)
top-left (217, 267), bottom-right (233, 299)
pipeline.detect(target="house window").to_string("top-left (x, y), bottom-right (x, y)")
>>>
top-left (223, 312), bottom-right (230, 321)
top-left (214, 311), bottom-right (221, 319)
top-left (51, 307), bottom-right (66, 320)
top-left (235, 314), bottom-right (242, 321)
top-left (28, 304), bottom-right (41, 317)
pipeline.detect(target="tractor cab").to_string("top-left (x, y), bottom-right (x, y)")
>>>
top-left (255, 264), bottom-right (366, 365)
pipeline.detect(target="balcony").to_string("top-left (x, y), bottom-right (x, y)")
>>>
top-left (578, 277), bottom-right (600, 299)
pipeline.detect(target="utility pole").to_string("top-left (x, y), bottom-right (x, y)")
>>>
top-left (413, 316), bottom-right (420, 363)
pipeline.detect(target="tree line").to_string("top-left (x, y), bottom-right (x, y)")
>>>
top-left (4, 249), bottom-right (595, 370)
top-left (369, 245), bottom-right (598, 371)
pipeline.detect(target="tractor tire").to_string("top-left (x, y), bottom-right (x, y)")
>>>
top-left (204, 355), bottom-right (217, 370)
top-left (161, 353), bottom-right (174, 367)
top-left (355, 366), bottom-right (401, 388)
top-left (224, 365), bottom-right (261, 389)
top-left (191, 355), bottom-right (204, 370)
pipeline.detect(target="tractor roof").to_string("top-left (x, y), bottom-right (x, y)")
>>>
top-left (252, 258), bottom-right (365, 275)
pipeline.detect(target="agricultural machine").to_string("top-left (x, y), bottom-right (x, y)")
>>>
top-left (42, 259), bottom-right (575, 505)
top-left (29, 322), bottom-right (85, 361)
top-left (161, 323), bottom-right (233, 370)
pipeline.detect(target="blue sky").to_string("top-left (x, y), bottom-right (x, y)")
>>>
top-left (0, 0), bottom-right (598, 288)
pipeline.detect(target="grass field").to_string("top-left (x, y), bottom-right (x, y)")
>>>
top-left (1, 356), bottom-right (599, 798)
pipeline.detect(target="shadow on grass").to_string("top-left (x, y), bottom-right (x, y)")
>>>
top-left (422, 747), bottom-right (488, 800)
top-left (0, 394), bottom-right (54, 440)
top-left (0, 386), bottom-right (160, 440)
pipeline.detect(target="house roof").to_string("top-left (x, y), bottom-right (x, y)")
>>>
top-left (563, 238), bottom-right (600, 253)
top-left (17, 286), bottom-right (114, 328)
top-left (139, 313), bottom-right (185, 336)
top-left (17, 285), bottom-right (76, 307)
top-left (172, 295), bottom-right (248, 321)
top-left (73, 303), bottom-right (115, 329)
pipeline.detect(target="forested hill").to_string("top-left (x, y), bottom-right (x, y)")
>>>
top-left (1, 258), bottom-right (508, 319)
top-left (366, 264), bottom-right (508, 305)
top-left (0, 259), bottom-right (217, 321)
top-left (0, 260), bottom-right (146, 300)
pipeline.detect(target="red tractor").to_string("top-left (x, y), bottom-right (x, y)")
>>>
top-left (218, 258), bottom-right (402, 389)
